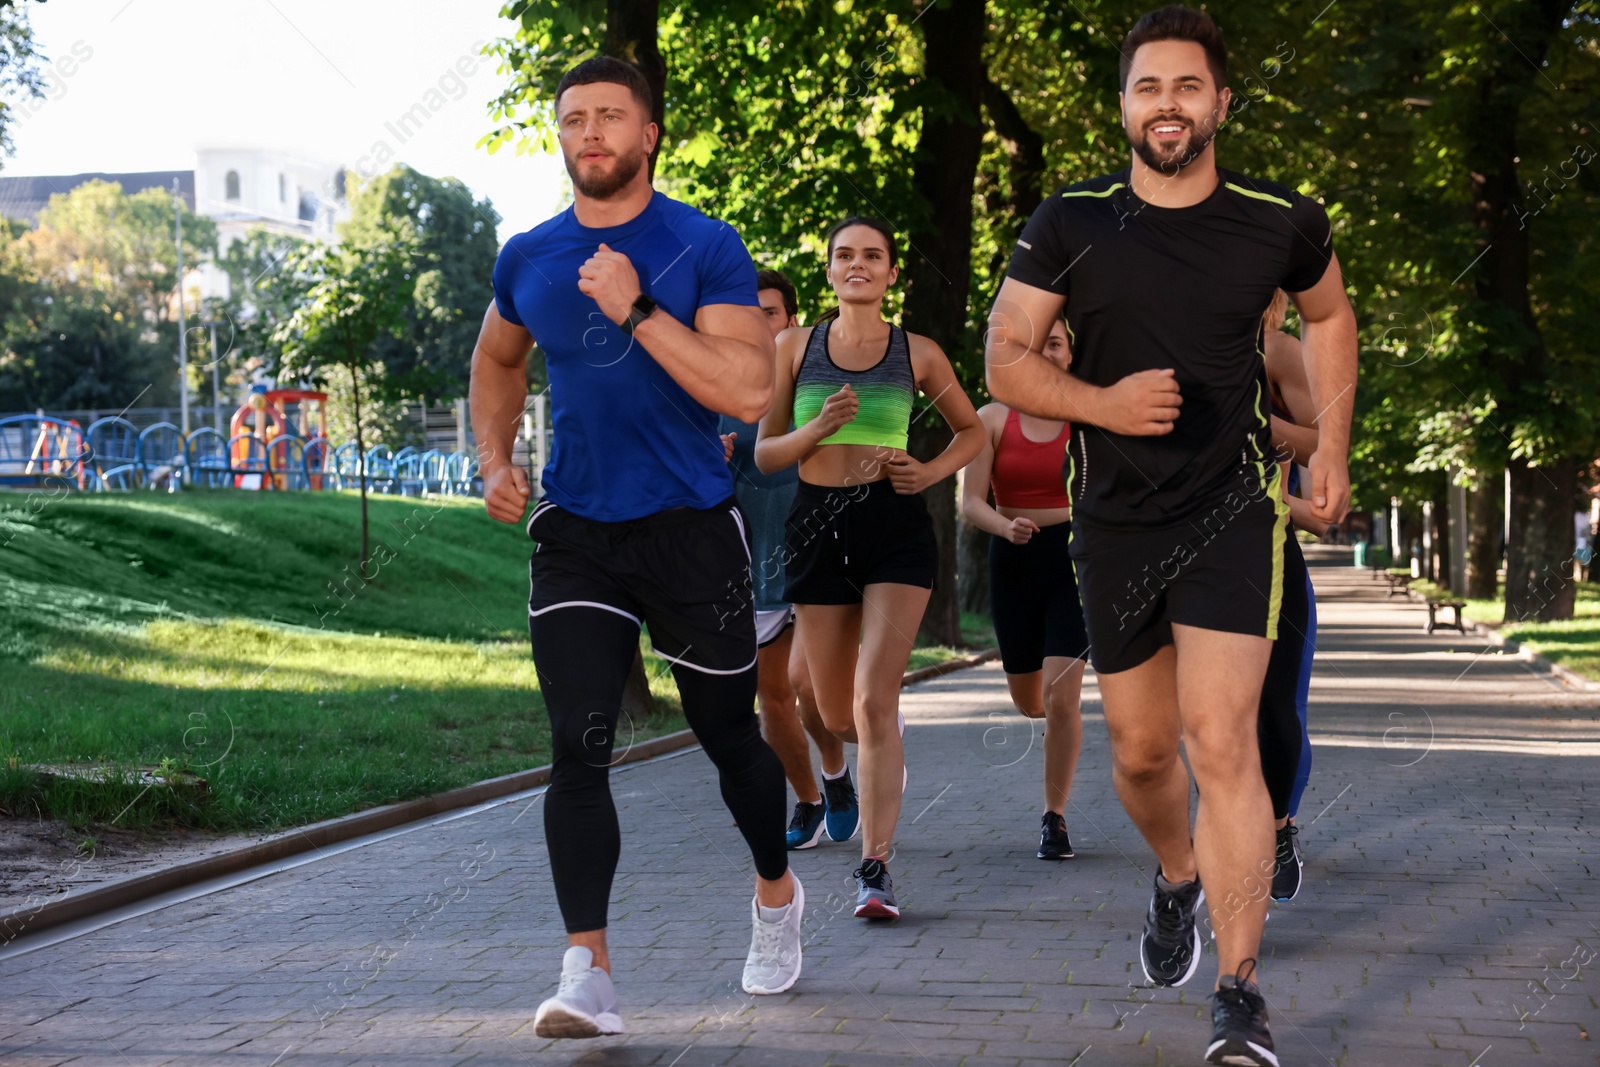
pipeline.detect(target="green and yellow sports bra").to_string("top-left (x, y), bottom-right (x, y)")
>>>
top-left (792, 320), bottom-right (916, 450)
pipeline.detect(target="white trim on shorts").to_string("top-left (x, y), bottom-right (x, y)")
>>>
top-left (650, 645), bottom-right (759, 676)
top-left (755, 607), bottom-right (795, 648)
top-left (528, 600), bottom-right (642, 627)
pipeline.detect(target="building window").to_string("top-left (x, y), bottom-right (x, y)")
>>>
top-left (225, 170), bottom-right (240, 200)
top-left (278, 173), bottom-right (287, 203)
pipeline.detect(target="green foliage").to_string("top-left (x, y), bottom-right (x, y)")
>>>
top-left (0, 180), bottom-right (217, 408)
top-left (339, 165), bottom-right (501, 400)
top-left (0, 0), bottom-right (47, 159)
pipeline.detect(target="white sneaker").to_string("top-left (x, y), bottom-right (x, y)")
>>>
top-left (742, 873), bottom-right (804, 995)
top-left (533, 946), bottom-right (624, 1038)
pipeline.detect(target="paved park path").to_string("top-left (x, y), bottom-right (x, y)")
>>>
top-left (3, 547), bottom-right (1598, 1067)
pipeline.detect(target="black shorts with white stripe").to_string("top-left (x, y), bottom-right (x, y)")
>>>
top-left (526, 495), bottom-right (757, 676)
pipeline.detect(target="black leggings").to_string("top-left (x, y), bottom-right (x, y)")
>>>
top-left (531, 609), bottom-right (788, 934)
top-left (1257, 535), bottom-right (1310, 821)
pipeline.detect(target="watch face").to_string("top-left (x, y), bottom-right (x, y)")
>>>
top-left (634, 295), bottom-right (658, 315)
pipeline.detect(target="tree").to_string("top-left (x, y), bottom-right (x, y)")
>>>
top-left (340, 165), bottom-right (501, 399)
top-left (276, 240), bottom-right (416, 568)
top-left (24, 179), bottom-right (216, 406)
top-left (1291, 0), bottom-right (1600, 619)
top-left (0, 0), bottom-right (48, 161)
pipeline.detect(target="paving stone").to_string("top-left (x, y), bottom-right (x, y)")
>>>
top-left (2, 554), bottom-right (1598, 1065)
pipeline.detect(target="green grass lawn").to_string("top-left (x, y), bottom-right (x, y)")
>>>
top-left (0, 490), bottom-right (986, 832)
top-left (1406, 575), bottom-right (1600, 682)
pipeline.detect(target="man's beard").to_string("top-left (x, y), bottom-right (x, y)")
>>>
top-left (566, 145), bottom-right (646, 199)
top-left (1128, 114), bottom-right (1219, 176)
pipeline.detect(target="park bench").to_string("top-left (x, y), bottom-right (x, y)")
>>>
top-left (1385, 572), bottom-right (1414, 597)
top-left (1426, 598), bottom-right (1468, 634)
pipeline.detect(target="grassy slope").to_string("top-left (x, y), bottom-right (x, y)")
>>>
top-left (1406, 576), bottom-right (1600, 682)
top-left (0, 490), bottom-right (985, 831)
top-left (0, 491), bottom-right (671, 830)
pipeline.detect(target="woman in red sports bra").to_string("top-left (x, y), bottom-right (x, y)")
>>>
top-left (961, 317), bottom-right (1090, 861)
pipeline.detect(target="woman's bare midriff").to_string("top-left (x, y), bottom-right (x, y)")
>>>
top-left (798, 442), bottom-right (903, 487)
top-left (997, 504), bottom-right (1071, 529)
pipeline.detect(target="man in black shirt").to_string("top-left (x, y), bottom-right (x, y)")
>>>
top-left (985, 6), bottom-right (1356, 1066)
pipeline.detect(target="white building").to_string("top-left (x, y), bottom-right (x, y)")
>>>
top-left (193, 148), bottom-right (350, 300)
top-left (0, 147), bottom-right (351, 301)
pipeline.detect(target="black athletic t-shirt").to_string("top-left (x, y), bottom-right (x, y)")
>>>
top-left (1006, 167), bottom-right (1334, 529)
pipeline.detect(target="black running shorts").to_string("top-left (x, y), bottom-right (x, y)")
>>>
top-left (526, 496), bottom-right (757, 674)
top-left (988, 522), bottom-right (1091, 674)
top-left (783, 479), bottom-right (937, 604)
top-left (1071, 479), bottom-right (1288, 675)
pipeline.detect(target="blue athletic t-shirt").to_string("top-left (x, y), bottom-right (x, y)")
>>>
top-left (493, 191), bottom-right (761, 522)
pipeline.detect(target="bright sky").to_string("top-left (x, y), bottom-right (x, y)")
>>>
top-left (4, 0), bottom-right (570, 241)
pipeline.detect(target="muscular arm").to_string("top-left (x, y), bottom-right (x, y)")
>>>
top-left (578, 243), bottom-right (774, 421)
top-left (1288, 251), bottom-right (1358, 522)
top-left (985, 277), bottom-right (1180, 434)
top-left (468, 302), bottom-right (536, 523)
top-left (959, 406), bottom-right (1017, 539)
top-left (633, 302), bottom-right (775, 422)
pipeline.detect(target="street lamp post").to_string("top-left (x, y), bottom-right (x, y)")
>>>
top-left (173, 180), bottom-right (190, 434)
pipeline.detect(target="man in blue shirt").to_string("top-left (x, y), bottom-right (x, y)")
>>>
top-left (469, 56), bottom-right (802, 1038)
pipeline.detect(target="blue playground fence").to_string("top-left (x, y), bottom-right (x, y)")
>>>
top-left (0, 414), bottom-right (482, 499)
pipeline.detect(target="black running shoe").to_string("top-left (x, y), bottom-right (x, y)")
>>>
top-left (1270, 823), bottom-right (1302, 902)
top-left (1139, 870), bottom-right (1205, 987)
top-left (1206, 960), bottom-right (1278, 1066)
top-left (1037, 811), bottom-right (1075, 860)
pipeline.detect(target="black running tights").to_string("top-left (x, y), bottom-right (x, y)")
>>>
top-left (1257, 535), bottom-right (1310, 821)
top-left (530, 608), bottom-right (788, 934)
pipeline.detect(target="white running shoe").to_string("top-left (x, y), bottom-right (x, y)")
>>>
top-left (533, 946), bottom-right (624, 1038)
top-left (742, 873), bottom-right (804, 995)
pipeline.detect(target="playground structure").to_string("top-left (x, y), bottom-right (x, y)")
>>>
top-left (0, 412), bottom-right (481, 498)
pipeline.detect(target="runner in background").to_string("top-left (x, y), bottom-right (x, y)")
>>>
top-left (961, 316), bottom-right (1090, 861)
top-left (1258, 288), bottom-right (1329, 903)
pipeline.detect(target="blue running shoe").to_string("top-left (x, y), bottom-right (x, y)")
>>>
top-left (786, 800), bottom-right (826, 850)
top-left (821, 769), bottom-right (860, 842)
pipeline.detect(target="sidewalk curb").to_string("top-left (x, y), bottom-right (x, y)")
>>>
top-left (0, 646), bottom-right (1003, 945)
top-left (1396, 587), bottom-right (1597, 692)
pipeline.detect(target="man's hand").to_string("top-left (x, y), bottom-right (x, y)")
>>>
top-left (1306, 448), bottom-right (1350, 525)
top-left (482, 464), bottom-right (530, 524)
top-left (810, 384), bottom-right (859, 439)
top-left (577, 242), bottom-right (642, 325)
top-left (721, 432), bottom-right (735, 463)
top-left (1004, 516), bottom-right (1040, 544)
top-left (1096, 369), bottom-right (1181, 435)
top-left (886, 452), bottom-right (934, 495)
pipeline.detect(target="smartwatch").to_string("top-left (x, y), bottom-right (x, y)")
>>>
top-left (621, 293), bottom-right (658, 335)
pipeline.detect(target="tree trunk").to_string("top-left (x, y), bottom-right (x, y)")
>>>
top-left (1504, 456), bottom-right (1578, 622)
top-left (605, 0), bottom-right (665, 177)
top-left (621, 647), bottom-right (658, 722)
top-left (1466, 471), bottom-right (1503, 599)
top-left (957, 509), bottom-right (990, 616)
top-left (909, 421), bottom-right (961, 646)
top-left (1457, 0), bottom-right (1573, 620)
top-left (899, 0), bottom-right (986, 647)
top-left (350, 363), bottom-right (369, 571)
top-left (1433, 497), bottom-right (1451, 592)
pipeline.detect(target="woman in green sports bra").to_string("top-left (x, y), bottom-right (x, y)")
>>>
top-left (755, 216), bottom-right (984, 921)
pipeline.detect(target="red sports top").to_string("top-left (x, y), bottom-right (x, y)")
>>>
top-left (990, 408), bottom-right (1071, 509)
